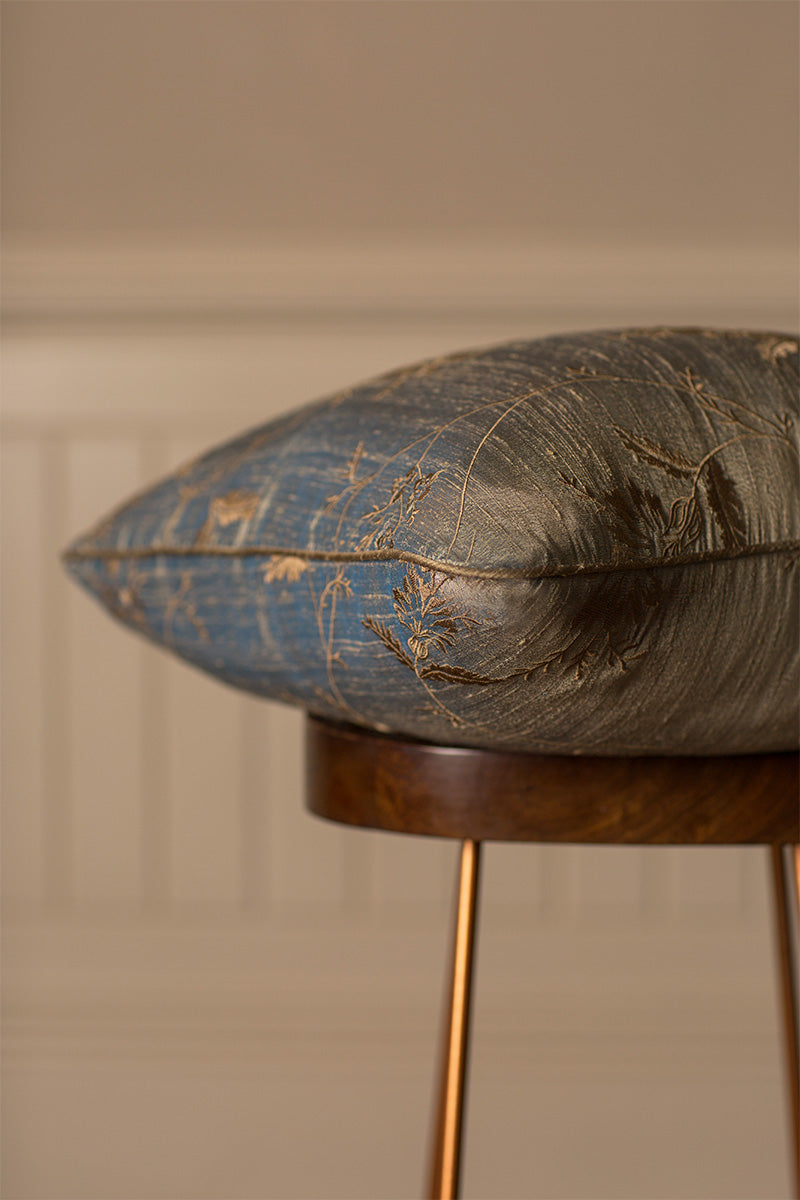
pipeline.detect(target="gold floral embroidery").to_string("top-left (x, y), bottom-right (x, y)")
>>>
top-left (359, 464), bottom-right (443, 551)
top-left (362, 568), bottom-right (505, 728)
top-left (306, 563), bottom-right (367, 723)
top-left (363, 569), bottom-right (495, 687)
top-left (612, 428), bottom-right (696, 481)
top-left (609, 370), bottom-right (796, 558)
top-left (540, 571), bottom-right (663, 680)
top-left (164, 570), bottom-right (209, 644)
top-left (362, 564), bottom-right (663, 709)
top-left (390, 569), bottom-right (477, 661)
top-left (263, 555), bottom-right (308, 584)
top-left (85, 562), bottom-right (151, 633)
top-left (194, 490), bottom-right (259, 546)
top-left (211, 490), bottom-right (260, 526)
top-left (757, 335), bottom-right (798, 364)
top-left (310, 347), bottom-right (797, 728)
top-left (703, 459), bottom-right (747, 550)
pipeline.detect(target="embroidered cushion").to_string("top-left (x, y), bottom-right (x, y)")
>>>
top-left (64, 328), bottom-right (799, 756)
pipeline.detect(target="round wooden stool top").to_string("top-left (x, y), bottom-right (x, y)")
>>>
top-left (305, 717), bottom-right (799, 845)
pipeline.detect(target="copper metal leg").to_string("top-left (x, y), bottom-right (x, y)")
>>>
top-left (771, 844), bottom-right (800, 1199)
top-left (427, 839), bottom-right (482, 1200)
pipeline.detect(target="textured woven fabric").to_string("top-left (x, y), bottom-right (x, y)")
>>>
top-left (65, 328), bottom-right (799, 755)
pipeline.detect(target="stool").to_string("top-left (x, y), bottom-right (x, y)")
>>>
top-left (306, 716), bottom-right (800, 1200)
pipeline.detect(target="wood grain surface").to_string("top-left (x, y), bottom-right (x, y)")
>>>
top-left (306, 717), bottom-right (800, 845)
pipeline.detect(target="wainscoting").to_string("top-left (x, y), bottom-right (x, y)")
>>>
top-left (2, 237), bottom-right (796, 1198)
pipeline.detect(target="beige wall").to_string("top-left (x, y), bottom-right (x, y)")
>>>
top-left (2, 4), bottom-right (798, 1200)
top-left (3, 0), bottom-right (798, 244)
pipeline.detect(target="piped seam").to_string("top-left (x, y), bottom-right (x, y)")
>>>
top-left (62, 537), bottom-right (800, 582)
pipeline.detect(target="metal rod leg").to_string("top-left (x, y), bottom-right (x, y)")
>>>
top-left (770, 844), bottom-right (800, 1199)
top-left (427, 839), bottom-right (482, 1200)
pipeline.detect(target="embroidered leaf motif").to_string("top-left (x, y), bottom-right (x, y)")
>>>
top-left (164, 570), bottom-right (209, 644)
top-left (212, 490), bottom-right (260, 526)
top-left (417, 661), bottom-right (506, 685)
top-left (89, 564), bottom-right (151, 633)
top-left (364, 568), bottom-right (494, 685)
top-left (319, 570), bottom-right (353, 602)
top-left (704, 459), bottom-right (747, 550)
top-left (544, 571), bottom-right (662, 679)
top-left (361, 615), bottom-right (518, 686)
top-left (757, 335), bottom-right (798, 364)
top-left (361, 616), bottom-right (415, 669)
top-left (363, 562), bottom-right (664, 697)
top-left (362, 465), bottom-right (442, 545)
top-left (263, 555), bottom-right (308, 583)
top-left (345, 442), bottom-right (364, 483)
top-left (600, 482), bottom-right (668, 556)
top-left (664, 494), bottom-right (702, 555)
top-left (389, 570), bottom-right (478, 659)
top-left (613, 427), bottom-right (696, 479)
top-left (194, 490), bottom-right (260, 545)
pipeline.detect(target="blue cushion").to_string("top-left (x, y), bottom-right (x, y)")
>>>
top-left (64, 328), bottom-right (799, 755)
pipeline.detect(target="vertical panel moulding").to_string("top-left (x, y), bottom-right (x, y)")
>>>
top-left (739, 845), bottom-right (771, 926)
top-left (539, 844), bottom-right (582, 923)
top-left (339, 820), bottom-right (376, 919)
top-left (481, 842), bottom-right (546, 928)
top-left (67, 437), bottom-right (145, 911)
top-left (638, 845), bottom-right (673, 920)
top-left (139, 640), bottom-right (170, 915)
top-left (40, 434), bottom-right (73, 910)
top-left (666, 846), bottom-right (748, 921)
top-left (158, 433), bottom-right (243, 915)
top-left (372, 828), bottom-right (456, 922)
top-left (0, 436), bottom-right (47, 910)
top-left (266, 702), bottom-right (350, 914)
top-left (572, 846), bottom-right (648, 924)
top-left (239, 694), bottom-right (272, 915)
top-left (138, 433), bottom-right (171, 916)
top-left (165, 656), bottom-right (243, 914)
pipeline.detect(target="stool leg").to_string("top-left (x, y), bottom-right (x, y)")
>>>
top-left (427, 838), bottom-right (482, 1200)
top-left (770, 844), bottom-right (800, 1198)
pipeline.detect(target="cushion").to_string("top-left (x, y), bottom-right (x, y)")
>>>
top-left (64, 327), bottom-right (799, 756)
